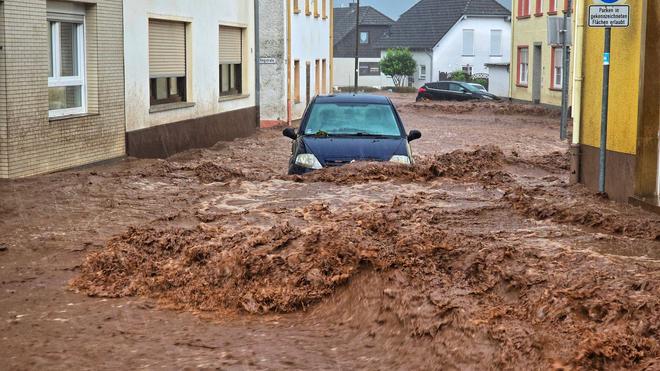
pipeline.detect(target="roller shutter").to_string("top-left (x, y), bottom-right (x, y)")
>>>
top-left (149, 19), bottom-right (186, 78)
top-left (219, 26), bottom-right (242, 64)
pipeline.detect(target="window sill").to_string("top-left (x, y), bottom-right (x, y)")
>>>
top-left (534, 12), bottom-right (544, 17)
top-left (149, 102), bottom-right (196, 114)
top-left (294, 9), bottom-right (300, 14)
top-left (549, 87), bottom-right (563, 91)
top-left (218, 94), bottom-right (250, 103)
top-left (516, 15), bottom-right (531, 19)
top-left (322, 16), bottom-right (328, 20)
top-left (548, 11), bottom-right (558, 15)
top-left (516, 83), bottom-right (529, 88)
top-left (49, 112), bottom-right (99, 122)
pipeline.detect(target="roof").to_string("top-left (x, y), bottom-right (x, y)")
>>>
top-left (333, 5), bottom-right (395, 45)
top-left (315, 94), bottom-right (391, 105)
top-left (375, 0), bottom-right (510, 50)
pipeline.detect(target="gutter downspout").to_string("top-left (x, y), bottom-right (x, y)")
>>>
top-left (330, 0), bottom-right (334, 92)
top-left (286, 0), bottom-right (292, 126)
top-left (570, 0), bottom-right (584, 184)
top-left (254, 0), bottom-right (260, 128)
top-left (509, 10), bottom-right (516, 101)
top-left (425, 49), bottom-right (433, 84)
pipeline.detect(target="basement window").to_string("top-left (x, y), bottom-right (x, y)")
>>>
top-left (48, 14), bottom-right (86, 117)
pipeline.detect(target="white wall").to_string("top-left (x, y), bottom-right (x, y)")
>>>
top-left (290, 3), bottom-right (331, 119)
top-left (431, 16), bottom-right (511, 81)
top-left (333, 58), bottom-right (394, 88)
top-left (124, 0), bottom-right (255, 132)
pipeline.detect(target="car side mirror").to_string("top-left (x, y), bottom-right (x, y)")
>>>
top-left (283, 127), bottom-right (297, 140)
top-left (408, 130), bottom-right (422, 142)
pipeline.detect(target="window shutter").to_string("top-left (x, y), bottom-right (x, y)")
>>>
top-left (149, 19), bottom-right (186, 78)
top-left (463, 30), bottom-right (474, 55)
top-left (219, 26), bottom-right (243, 65)
top-left (490, 30), bottom-right (502, 55)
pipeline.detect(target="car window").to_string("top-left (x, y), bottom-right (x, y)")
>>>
top-left (437, 82), bottom-right (449, 90)
top-left (303, 103), bottom-right (402, 137)
top-left (449, 83), bottom-right (464, 92)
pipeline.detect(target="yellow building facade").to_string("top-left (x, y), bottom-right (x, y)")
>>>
top-left (576, 0), bottom-right (659, 206)
top-left (510, 0), bottom-right (574, 106)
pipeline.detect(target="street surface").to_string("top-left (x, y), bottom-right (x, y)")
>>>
top-left (1, 93), bottom-right (658, 370)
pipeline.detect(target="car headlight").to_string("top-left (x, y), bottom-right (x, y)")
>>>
top-left (295, 153), bottom-right (323, 169)
top-left (390, 155), bottom-right (412, 165)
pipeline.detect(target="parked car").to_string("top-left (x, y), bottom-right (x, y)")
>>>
top-left (468, 83), bottom-right (488, 93)
top-left (282, 94), bottom-right (422, 175)
top-left (416, 81), bottom-right (500, 102)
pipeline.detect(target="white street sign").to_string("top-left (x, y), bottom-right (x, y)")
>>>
top-left (259, 57), bottom-right (277, 64)
top-left (589, 5), bottom-right (630, 27)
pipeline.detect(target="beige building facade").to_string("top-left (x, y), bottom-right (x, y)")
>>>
top-left (0, 0), bottom-right (125, 178)
top-left (510, 0), bottom-right (574, 106)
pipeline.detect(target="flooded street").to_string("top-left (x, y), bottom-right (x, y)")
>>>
top-left (1, 94), bottom-right (658, 370)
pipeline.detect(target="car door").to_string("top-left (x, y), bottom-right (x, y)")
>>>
top-left (447, 83), bottom-right (467, 101)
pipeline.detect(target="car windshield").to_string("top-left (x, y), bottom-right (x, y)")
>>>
top-left (303, 103), bottom-right (402, 137)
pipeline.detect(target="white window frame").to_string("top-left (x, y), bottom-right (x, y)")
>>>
top-left (519, 48), bottom-right (529, 85)
top-left (553, 47), bottom-right (563, 89)
top-left (419, 65), bottom-right (427, 80)
top-left (490, 29), bottom-right (502, 56)
top-left (48, 17), bottom-right (86, 118)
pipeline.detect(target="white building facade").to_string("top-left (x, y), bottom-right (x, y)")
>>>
top-left (259, 0), bottom-right (333, 127)
top-left (124, 0), bottom-right (257, 158)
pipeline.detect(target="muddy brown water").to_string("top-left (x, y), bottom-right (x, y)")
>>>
top-left (1, 93), bottom-right (659, 370)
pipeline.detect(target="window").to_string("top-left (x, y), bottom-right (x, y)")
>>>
top-left (549, 0), bottom-right (559, 13)
top-left (535, 0), bottom-right (543, 15)
top-left (219, 26), bottom-right (244, 97)
top-left (518, 47), bottom-right (529, 86)
top-left (490, 30), bottom-right (502, 56)
top-left (462, 65), bottom-right (473, 76)
top-left (518, 0), bottom-right (531, 17)
top-left (314, 0), bottom-right (319, 17)
top-left (551, 47), bottom-right (563, 89)
top-left (322, 0), bottom-right (327, 18)
top-left (360, 31), bottom-right (369, 44)
top-left (48, 14), bottom-right (86, 117)
top-left (149, 19), bottom-right (187, 106)
top-left (322, 59), bottom-right (327, 94)
top-left (462, 29), bottom-right (474, 56)
top-left (419, 65), bottom-right (427, 80)
top-left (294, 60), bottom-right (301, 103)
top-left (359, 62), bottom-right (380, 76)
top-left (305, 0), bottom-right (311, 15)
top-left (294, 0), bottom-right (300, 13)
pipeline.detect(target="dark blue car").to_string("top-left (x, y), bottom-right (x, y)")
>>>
top-left (283, 94), bottom-right (422, 175)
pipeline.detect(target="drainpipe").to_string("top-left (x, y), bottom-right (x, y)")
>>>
top-left (425, 49), bottom-right (433, 83)
top-left (569, 0), bottom-right (584, 184)
top-left (286, 0), bottom-right (292, 125)
top-left (254, 0), bottom-right (260, 128)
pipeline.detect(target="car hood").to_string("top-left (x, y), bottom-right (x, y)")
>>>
top-left (479, 92), bottom-right (500, 100)
top-left (301, 136), bottom-right (407, 165)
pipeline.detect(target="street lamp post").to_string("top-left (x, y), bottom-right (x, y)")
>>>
top-left (354, 0), bottom-right (360, 93)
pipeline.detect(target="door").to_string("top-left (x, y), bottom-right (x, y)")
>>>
top-left (448, 83), bottom-right (468, 101)
top-left (306, 62), bottom-right (311, 106)
top-left (532, 44), bottom-right (542, 104)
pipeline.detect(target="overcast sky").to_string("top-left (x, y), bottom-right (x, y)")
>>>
top-left (333, 0), bottom-right (512, 20)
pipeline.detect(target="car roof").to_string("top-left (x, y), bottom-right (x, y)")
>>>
top-left (427, 81), bottom-right (468, 85)
top-left (314, 94), bottom-right (391, 105)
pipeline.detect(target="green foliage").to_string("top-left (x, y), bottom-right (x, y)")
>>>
top-left (380, 48), bottom-right (417, 87)
top-left (451, 70), bottom-right (469, 82)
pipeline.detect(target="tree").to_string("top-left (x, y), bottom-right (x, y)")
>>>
top-left (380, 48), bottom-right (417, 87)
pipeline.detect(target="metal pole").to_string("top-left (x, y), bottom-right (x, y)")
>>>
top-left (560, 0), bottom-right (572, 140)
top-left (598, 27), bottom-right (611, 193)
top-left (254, 0), bottom-right (260, 128)
top-left (354, 0), bottom-right (360, 93)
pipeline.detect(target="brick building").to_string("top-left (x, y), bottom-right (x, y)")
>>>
top-left (0, 0), bottom-right (125, 178)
